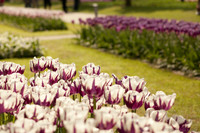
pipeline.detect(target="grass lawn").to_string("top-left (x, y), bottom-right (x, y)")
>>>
top-left (4, 0), bottom-right (200, 23)
top-left (1, 38), bottom-right (199, 131)
top-left (0, 23), bottom-right (81, 37)
top-left (78, 0), bottom-right (200, 23)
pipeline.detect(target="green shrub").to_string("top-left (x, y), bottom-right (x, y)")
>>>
top-left (78, 26), bottom-right (200, 76)
top-left (0, 32), bottom-right (43, 58)
top-left (0, 13), bottom-right (67, 32)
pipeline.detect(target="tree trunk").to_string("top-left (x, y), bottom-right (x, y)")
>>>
top-left (74, 0), bottom-right (80, 11)
top-left (197, 0), bottom-right (200, 15)
top-left (125, 0), bottom-right (131, 7)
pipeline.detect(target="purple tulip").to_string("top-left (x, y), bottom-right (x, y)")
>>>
top-left (94, 107), bottom-right (120, 130)
top-left (59, 63), bottom-right (76, 81)
top-left (81, 63), bottom-right (101, 75)
top-left (124, 90), bottom-right (145, 110)
top-left (104, 84), bottom-right (125, 105)
top-left (145, 91), bottom-right (176, 111)
top-left (30, 56), bottom-right (47, 73)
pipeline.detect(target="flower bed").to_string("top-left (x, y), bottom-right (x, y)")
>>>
top-left (0, 32), bottom-right (43, 59)
top-left (0, 6), bottom-right (67, 31)
top-left (0, 56), bottom-right (198, 133)
top-left (78, 16), bottom-right (200, 76)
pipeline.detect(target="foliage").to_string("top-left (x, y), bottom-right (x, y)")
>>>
top-left (0, 32), bottom-right (43, 59)
top-left (77, 16), bottom-right (200, 76)
top-left (0, 13), bottom-right (67, 32)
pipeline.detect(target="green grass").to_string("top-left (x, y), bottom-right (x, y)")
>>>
top-left (0, 23), bottom-right (80, 37)
top-left (78, 0), bottom-right (200, 23)
top-left (1, 39), bottom-right (199, 131)
top-left (4, 0), bottom-right (200, 22)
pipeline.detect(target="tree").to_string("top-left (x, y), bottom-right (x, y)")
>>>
top-left (74, 0), bottom-right (80, 11)
top-left (197, 0), bottom-right (200, 15)
top-left (125, 0), bottom-right (131, 7)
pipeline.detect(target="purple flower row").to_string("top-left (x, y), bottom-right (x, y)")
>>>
top-left (79, 16), bottom-right (200, 37)
top-left (0, 56), bottom-right (197, 133)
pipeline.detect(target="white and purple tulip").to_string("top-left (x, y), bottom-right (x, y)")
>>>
top-left (94, 107), bottom-right (120, 130)
top-left (30, 56), bottom-right (47, 73)
top-left (124, 90), bottom-right (145, 110)
top-left (167, 115), bottom-right (192, 133)
top-left (81, 63), bottom-right (101, 75)
top-left (46, 56), bottom-right (60, 71)
top-left (145, 108), bottom-right (167, 122)
top-left (104, 84), bottom-right (125, 105)
top-left (59, 63), bottom-right (76, 81)
top-left (145, 91), bottom-right (176, 111)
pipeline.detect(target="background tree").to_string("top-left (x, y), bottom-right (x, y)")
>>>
top-left (125, 0), bottom-right (131, 7)
top-left (197, 0), bottom-right (200, 15)
top-left (74, 0), bottom-right (80, 11)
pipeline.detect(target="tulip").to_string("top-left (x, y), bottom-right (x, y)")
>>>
top-left (59, 63), bottom-right (76, 81)
top-left (64, 121), bottom-right (94, 133)
top-left (112, 105), bottom-right (129, 118)
top-left (117, 113), bottom-right (180, 133)
top-left (82, 63), bottom-right (101, 75)
top-left (42, 70), bottom-right (60, 85)
top-left (17, 104), bottom-right (47, 122)
top-left (0, 62), bottom-right (25, 75)
top-left (145, 91), bottom-right (176, 111)
top-left (94, 107), bottom-right (120, 130)
top-left (104, 84), bottom-right (125, 105)
top-left (70, 77), bottom-right (82, 95)
top-left (124, 90), bottom-right (145, 111)
top-left (0, 90), bottom-right (23, 114)
top-left (30, 56), bottom-right (47, 73)
top-left (11, 118), bottom-right (38, 133)
top-left (121, 76), bottom-right (146, 92)
top-left (17, 104), bottom-right (57, 124)
top-left (145, 108), bottom-right (167, 122)
top-left (167, 115), bottom-right (192, 133)
top-left (31, 86), bottom-right (56, 106)
top-left (81, 75), bottom-right (109, 99)
top-left (29, 76), bottom-right (49, 87)
top-left (81, 95), bottom-right (105, 113)
top-left (46, 56), bottom-right (60, 71)
top-left (6, 80), bottom-right (28, 96)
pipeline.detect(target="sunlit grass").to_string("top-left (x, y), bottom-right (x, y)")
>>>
top-left (1, 38), bottom-right (200, 130)
top-left (0, 23), bottom-right (80, 37)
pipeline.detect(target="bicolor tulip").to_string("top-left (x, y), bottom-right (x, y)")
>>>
top-left (104, 84), bottom-right (125, 105)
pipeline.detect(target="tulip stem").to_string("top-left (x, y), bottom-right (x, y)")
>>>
top-left (34, 73), bottom-right (36, 80)
top-left (91, 95), bottom-right (96, 118)
top-left (79, 94), bottom-right (81, 102)
top-left (0, 113), bottom-right (5, 125)
top-left (132, 109), bottom-right (136, 113)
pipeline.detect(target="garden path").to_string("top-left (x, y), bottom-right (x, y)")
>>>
top-left (35, 34), bottom-right (79, 41)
